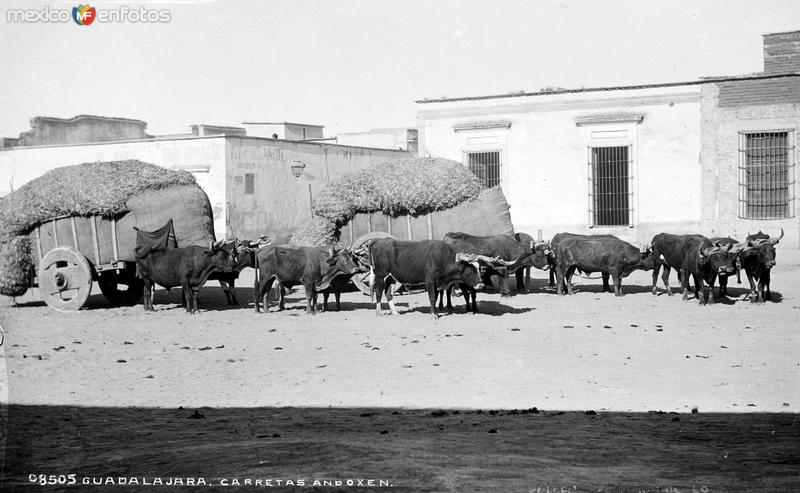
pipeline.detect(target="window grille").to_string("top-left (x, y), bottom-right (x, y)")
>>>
top-left (244, 173), bottom-right (255, 194)
top-left (738, 131), bottom-right (795, 219)
top-left (466, 150), bottom-right (501, 188)
top-left (588, 146), bottom-right (632, 226)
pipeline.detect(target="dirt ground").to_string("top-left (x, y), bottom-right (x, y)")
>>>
top-left (1, 266), bottom-right (799, 491)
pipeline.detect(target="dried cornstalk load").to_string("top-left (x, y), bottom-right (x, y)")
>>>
top-left (0, 160), bottom-right (206, 296)
top-left (292, 157), bottom-right (484, 245)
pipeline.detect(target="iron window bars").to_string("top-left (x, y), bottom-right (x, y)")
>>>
top-left (738, 131), bottom-right (795, 219)
top-left (588, 145), bottom-right (633, 227)
top-left (466, 150), bottom-right (502, 189)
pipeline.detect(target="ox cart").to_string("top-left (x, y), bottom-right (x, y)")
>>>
top-left (339, 187), bottom-right (515, 295)
top-left (27, 185), bottom-right (216, 312)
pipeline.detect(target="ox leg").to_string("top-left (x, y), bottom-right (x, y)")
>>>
top-left (555, 265), bottom-right (565, 295)
top-left (718, 274), bottom-right (728, 297)
top-left (385, 279), bottom-right (400, 316)
top-left (744, 271), bottom-right (758, 303)
top-left (515, 268), bottom-right (525, 292)
top-left (602, 272), bottom-right (612, 293)
top-left (142, 278), bottom-right (153, 311)
top-left (764, 270), bottom-right (771, 301)
top-left (440, 287), bottom-right (454, 314)
top-left (303, 282), bottom-right (316, 315)
top-left (757, 278), bottom-right (766, 304)
top-left (253, 277), bottom-right (261, 313)
top-left (191, 288), bottom-right (200, 314)
top-left (229, 280), bottom-right (238, 305)
top-left (680, 268), bottom-right (690, 300)
top-left (612, 271), bottom-right (623, 297)
top-left (565, 266), bottom-right (576, 295)
top-left (335, 292), bottom-right (341, 311)
top-left (373, 275), bottom-right (385, 316)
top-left (651, 262), bottom-right (661, 295)
top-left (218, 280), bottom-right (232, 305)
top-left (661, 265), bottom-right (674, 296)
top-left (260, 278), bottom-right (276, 313)
top-left (322, 292), bottom-right (329, 312)
top-left (426, 282), bottom-right (438, 320)
top-left (707, 273), bottom-right (718, 305)
top-left (181, 282), bottom-right (192, 313)
top-left (694, 275), bottom-right (706, 305)
top-left (462, 284), bottom-right (477, 313)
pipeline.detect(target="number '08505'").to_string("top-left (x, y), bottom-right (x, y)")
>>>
top-left (28, 474), bottom-right (77, 485)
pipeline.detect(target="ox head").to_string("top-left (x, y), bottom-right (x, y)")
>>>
top-left (527, 240), bottom-right (551, 270)
top-left (636, 243), bottom-right (656, 271)
top-left (698, 241), bottom-right (737, 275)
top-left (206, 242), bottom-right (236, 273)
top-left (744, 228), bottom-right (783, 269)
top-left (454, 253), bottom-right (485, 290)
top-left (317, 246), bottom-right (368, 291)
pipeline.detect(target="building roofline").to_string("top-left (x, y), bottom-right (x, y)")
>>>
top-left (0, 132), bottom-right (409, 153)
top-left (191, 124), bottom-right (246, 130)
top-left (30, 114), bottom-right (147, 125)
top-left (415, 72), bottom-right (800, 104)
top-left (763, 29), bottom-right (800, 37)
top-left (241, 121), bottom-right (325, 128)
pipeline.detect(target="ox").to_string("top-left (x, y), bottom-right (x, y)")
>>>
top-left (547, 233), bottom-right (618, 290)
top-left (208, 237), bottom-right (271, 305)
top-left (709, 236), bottom-right (742, 297)
top-left (650, 233), bottom-right (743, 304)
top-left (443, 232), bottom-right (544, 295)
top-left (254, 245), bottom-right (365, 314)
top-left (740, 229), bottom-right (783, 302)
top-left (135, 244), bottom-right (236, 313)
top-left (555, 235), bottom-right (652, 296)
top-left (319, 273), bottom-right (357, 311)
top-left (367, 239), bottom-right (483, 319)
top-left (513, 232), bottom-right (550, 291)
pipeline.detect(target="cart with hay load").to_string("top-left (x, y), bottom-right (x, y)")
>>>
top-left (0, 161), bottom-right (216, 311)
top-left (289, 157), bottom-right (515, 296)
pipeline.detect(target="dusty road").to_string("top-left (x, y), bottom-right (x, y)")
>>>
top-left (1, 268), bottom-right (798, 412)
top-left (1, 267), bottom-right (799, 491)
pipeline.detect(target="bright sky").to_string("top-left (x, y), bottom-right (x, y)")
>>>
top-left (0, 0), bottom-right (798, 137)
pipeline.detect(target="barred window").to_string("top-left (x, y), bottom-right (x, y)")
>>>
top-left (738, 131), bottom-right (795, 219)
top-left (589, 145), bottom-right (632, 226)
top-left (466, 150), bottom-right (501, 188)
top-left (244, 173), bottom-right (255, 194)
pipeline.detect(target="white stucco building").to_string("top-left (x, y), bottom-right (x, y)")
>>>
top-left (416, 31), bottom-right (800, 248)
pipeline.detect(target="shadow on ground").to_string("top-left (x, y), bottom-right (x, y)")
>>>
top-left (2, 404), bottom-right (798, 492)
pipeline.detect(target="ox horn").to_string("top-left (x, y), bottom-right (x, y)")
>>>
top-left (728, 242), bottom-right (747, 254)
top-left (493, 256), bottom-right (520, 266)
top-left (455, 253), bottom-right (475, 263)
top-left (769, 227), bottom-right (784, 245)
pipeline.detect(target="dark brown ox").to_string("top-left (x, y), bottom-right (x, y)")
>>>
top-left (443, 232), bottom-right (545, 295)
top-left (650, 233), bottom-right (744, 304)
top-left (740, 228), bottom-right (783, 302)
top-left (254, 245), bottom-right (365, 314)
top-left (555, 235), bottom-right (652, 296)
top-left (135, 244), bottom-right (236, 314)
top-left (547, 233), bottom-right (618, 290)
top-left (367, 239), bottom-right (483, 319)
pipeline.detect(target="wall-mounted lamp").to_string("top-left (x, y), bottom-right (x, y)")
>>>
top-left (290, 160), bottom-right (306, 178)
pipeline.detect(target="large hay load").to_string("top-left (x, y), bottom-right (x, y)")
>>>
top-left (290, 157), bottom-right (514, 294)
top-left (0, 160), bottom-right (216, 310)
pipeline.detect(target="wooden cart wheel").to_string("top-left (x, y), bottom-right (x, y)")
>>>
top-left (38, 246), bottom-right (93, 312)
top-left (350, 232), bottom-right (402, 296)
top-left (98, 269), bottom-right (143, 306)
